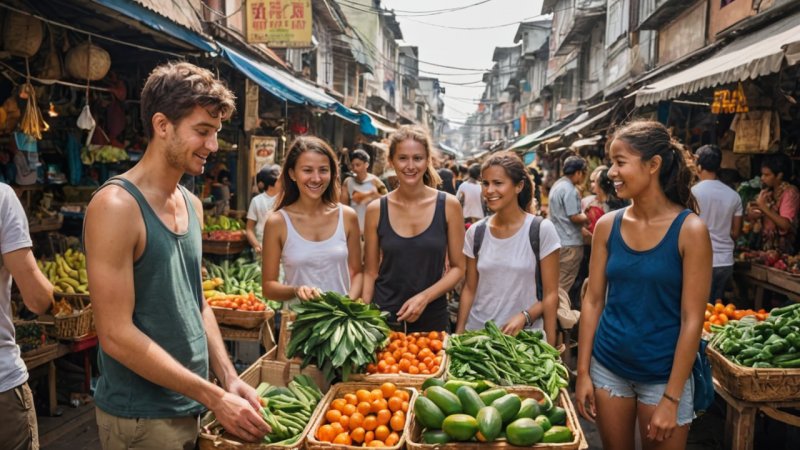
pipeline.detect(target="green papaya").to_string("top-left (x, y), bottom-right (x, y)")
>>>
top-left (491, 394), bottom-right (522, 424)
top-left (506, 418), bottom-right (544, 446)
top-left (456, 386), bottom-right (485, 417)
top-left (425, 386), bottom-right (462, 416)
top-left (546, 406), bottom-right (567, 425)
top-left (444, 380), bottom-right (479, 395)
top-left (414, 397), bottom-right (446, 429)
top-left (516, 398), bottom-right (542, 419)
top-left (422, 378), bottom-right (445, 391)
top-left (542, 425), bottom-right (574, 443)
top-left (476, 406), bottom-right (502, 442)
top-left (478, 388), bottom-right (508, 405)
top-left (442, 414), bottom-right (479, 441)
top-left (534, 415), bottom-right (552, 432)
top-left (422, 430), bottom-right (451, 444)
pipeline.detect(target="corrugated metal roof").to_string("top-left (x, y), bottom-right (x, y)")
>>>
top-left (636, 11), bottom-right (800, 106)
top-left (132, 0), bottom-right (205, 34)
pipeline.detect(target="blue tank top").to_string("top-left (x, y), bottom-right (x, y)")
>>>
top-left (592, 208), bottom-right (691, 383)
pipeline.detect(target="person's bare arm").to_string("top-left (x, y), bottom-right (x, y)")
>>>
top-left (647, 216), bottom-right (711, 442)
top-left (4, 248), bottom-right (52, 315)
top-left (343, 206), bottom-right (364, 299)
top-left (85, 187), bottom-right (268, 442)
top-left (538, 250), bottom-right (560, 346)
top-left (361, 200), bottom-right (381, 304)
top-left (731, 215), bottom-right (743, 241)
top-left (340, 178), bottom-right (351, 205)
top-left (397, 195), bottom-right (466, 322)
top-left (245, 219), bottom-right (261, 252)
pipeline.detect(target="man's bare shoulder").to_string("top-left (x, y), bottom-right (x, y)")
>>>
top-left (85, 185), bottom-right (142, 237)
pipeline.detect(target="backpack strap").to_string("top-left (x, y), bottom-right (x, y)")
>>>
top-left (471, 217), bottom-right (490, 257)
top-left (529, 215), bottom-right (544, 300)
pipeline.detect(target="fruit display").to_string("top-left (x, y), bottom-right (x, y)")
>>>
top-left (447, 321), bottom-right (569, 400)
top-left (710, 303), bottom-right (800, 368)
top-left (314, 382), bottom-right (410, 447)
top-left (80, 144), bottom-right (130, 164)
top-left (206, 293), bottom-right (267, 311)
top-left (203, 214), bottom-right (246, 241)
top-left (412, 380), bottom-right (574, 445)
top-left (37, 249), bottom-right (88, 295)
top-left (737, 250), bottom-right (800, 275)
top-left (286, 291), bottom-right (391, 383)
top-left (704, 301), bottom-right (768, 333)
top-left (203, 258), bottom-right (278, 307)
top-left (364, 331), bottom-right (446, 376)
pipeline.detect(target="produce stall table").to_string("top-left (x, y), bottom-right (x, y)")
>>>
top-left (714, 378), bottom-right (800, 450)
top-left (218, 319), bottom-right (276, 358)
top-left (733, 263), bottom-right (800, 310)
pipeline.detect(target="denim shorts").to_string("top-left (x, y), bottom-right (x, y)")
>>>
top-left (590, 357), bottom-right (695, 426)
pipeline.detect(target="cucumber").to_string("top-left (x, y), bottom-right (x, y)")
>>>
top-left (422, 429), bottom-right (451, 444)
top-left (476, 406), bottom-right (502, 442)
top-left (414, 396), bottom-right (446, 429)
top-left (491, 394), bottom-right (522, 424)
top-left (546, 406), bottom-right (567, 426)
top-left (506, 418), bottom-right (544, 446)
top-left (478, 388), bottom-right (508, 405)
top-left (442, 414), bottom-right (479, 441)
top-left (456, 386), bottom-right (485, 417)
top-left (425, 386), bottom-right (463, 416)
top-left (534, 415), bottom-right (552, 432)
top-left (422, 378), bottom-right (446, 391)
top-left (542, 425), bottom-right (574, 443)
top-left (516, 398), bottom-right (542, 420)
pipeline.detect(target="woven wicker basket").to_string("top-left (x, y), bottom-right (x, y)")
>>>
top-left (305, 382), bottom-right (418, 450)
top-left (49, 293), bottom-right (93, 340)
top-left (3, 12), bottom-right (43, 57)
top-left (213, 306), bottom-right (274, 330)
top-left (406, 387), bottom-right (582, 450)
top-left (707, 343), bottom-right (800, 402)
top-left (349, 335), bottom-right (449, 387)
top-left (203, 239), bottom-right (248, 255)
top-left (277, 311), bottom-right (301, 363)
top-left (199, 357), bottom-right (329, 450)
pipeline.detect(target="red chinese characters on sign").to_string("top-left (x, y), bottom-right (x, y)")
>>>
top-left (246, 0), bottom-right (311, 47)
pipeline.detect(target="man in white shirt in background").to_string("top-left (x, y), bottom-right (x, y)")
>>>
top-left (691, 145), bottom-right (743, 302)
top-left (246, 164), bottom-right (281, 254)
top-left (0, 183), bottom-right (54, 450)
top-left (456, 164), bottom-right (485, 224)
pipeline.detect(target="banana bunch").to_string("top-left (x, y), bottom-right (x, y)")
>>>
top-left (81, 145), bottom-right (130, 165)
top-left (202, 277), bottom-right (225, 299)
top-left (37, 248), bottom-right (89, 294)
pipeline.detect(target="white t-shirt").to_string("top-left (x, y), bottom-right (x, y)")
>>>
top-left (247, 192), bottom-right (278, 245)
top-left (0, 183), bottom-right (33, 391)
top-left (463, 214), bottom-right (561, 331)
top-left (457, 181), bottom-right (485, 220)
top-left (692, 179), bottom-right (743, 267)
top-left (344, 174), bottom-right (382, 232)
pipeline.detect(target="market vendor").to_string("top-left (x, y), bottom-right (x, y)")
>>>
top-left (0, 183), bottom-right (54, 450)
top-left (246, 164), bottom-right (281, 255)
top-left (84, 62), bottom-right (269, 449)
top-left (748, 153), bottom-right (799, 254)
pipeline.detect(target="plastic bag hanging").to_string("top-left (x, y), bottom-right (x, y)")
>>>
top-left (76, 36), bottom-right (95, 146)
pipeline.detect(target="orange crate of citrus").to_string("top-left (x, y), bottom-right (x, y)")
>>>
top-left (365, 331), bottom-right (446, 376)
top-left (207, 293), bottom-right (268, 311)
top-left (313, 382), bottom-right (411, 448)
top-left (704, 301), bottom-right (768, 333)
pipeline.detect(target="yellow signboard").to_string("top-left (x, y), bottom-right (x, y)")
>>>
top-left (711, 83), bottom-right (749, 115)
top-left (246, 0), bottom-right (312, 47)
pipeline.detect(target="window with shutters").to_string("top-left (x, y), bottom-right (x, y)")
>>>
top-left (606, 0), bottom-right (630, 48)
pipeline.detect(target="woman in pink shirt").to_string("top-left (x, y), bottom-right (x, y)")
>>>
top-left (749, 153), bottom-right (799, 254)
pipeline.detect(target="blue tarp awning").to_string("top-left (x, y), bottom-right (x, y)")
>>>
top-left (93, 0), bottom-right (218, 53)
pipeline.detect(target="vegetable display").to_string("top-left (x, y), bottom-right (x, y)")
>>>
top-left (710, 303), bottom-right (800, 368)
top-left (203, 258), bottom-right (280, 310)
top-left (255, 375), bottom-right (323, 445)
top-left (286, 292), bottom-right (391, 382)
top-left (704, 301), bottom-right (768, 333)
top-left (314, 382), bottom-right (409, 447)
top-left (447, 321), bottom-right (569, 400)
top-left (203, 214), bottom-right (246, 241)
top-left (364, 331), bottom-right (446, 375)
top-left (413, 381), bottom-right (574, 445)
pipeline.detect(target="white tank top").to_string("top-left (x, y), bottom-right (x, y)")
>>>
top-left (279, 206), bottom-right (350, 296)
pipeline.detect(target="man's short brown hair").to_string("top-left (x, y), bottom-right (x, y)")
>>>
top-left (140, 62), bottom-right (236, 140)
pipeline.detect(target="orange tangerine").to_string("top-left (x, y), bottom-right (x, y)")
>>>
top-left (349, 412), bottom-right (365, 430)
top-left (357, 401), bottom-right (372, 416)
top-left (351, 427), bottom-right (366, 444)
top-left (370, 389), bottom-right (384, 401)
top-left (344, 393), bottom-right (358, 405)
top-left (376, 409), bottom-right (391, 426)
top-left (357, 389), bottom-right (372, 403)
top-left (339, 415), bottom-right (350, 430)
top-left (387, 396), bottom-right (403, 412)
top-left (364, 430), bottom-right (375, 444)
top-left (390, 413), bottom-right (405, 431)
top-left (371, 399), bottom-right (388, 413)
top-left (330, 422), bottom-right (345, 436)
top-left (317, 424), bottom-right (335, 442)
top-left (342, 403), bottom-right (357, 416)
top-left (367, 440), bottom-right (385, 447)
top-left (331, 398), bottom-right (347, 412)
top-left (363, 415), bottom-right (378, 431)
top-left (375, 425), bottom-right (390, 441)
top-left (385, 432), bottom-right (400, 446)
top-left (325, 409), bottom-right (342, 424)
top-left (332, 432), bottom-right (352, 445)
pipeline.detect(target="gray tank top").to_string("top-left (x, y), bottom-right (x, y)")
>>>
top-left (374, 192), bottom-right (450, 333)
top-left (92, 177), bottom-right (208, 418)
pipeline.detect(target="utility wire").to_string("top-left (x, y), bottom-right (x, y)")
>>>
top-left (405, 14), bottom-right (549, 30)
top-left (339, 0), bottom-right (496, 17)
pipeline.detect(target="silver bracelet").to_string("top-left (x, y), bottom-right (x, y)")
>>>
top-left (521, 310), bottom-right (532, 327)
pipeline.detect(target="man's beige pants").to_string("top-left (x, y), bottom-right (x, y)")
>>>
top-left (0, 382), bottom-right (38, 450)
top-left (559, 245), bottom-right (584, 295)
top-left (96, 407), bottom-right (199, 450)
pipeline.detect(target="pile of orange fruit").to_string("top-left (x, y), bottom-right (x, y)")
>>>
top-left (207, 294), bottom-right (267, 311)
top-left (315, 382), bottom-right (409, 447)
top-left (704, 301), bottom-right (768, 332)
top-left (365, 331), bottom-right (446, 375)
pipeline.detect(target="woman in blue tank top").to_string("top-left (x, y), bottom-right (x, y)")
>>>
top-left (575, 121), bottom-right (711, 450)
top-left (362, 125), bottom-right (465, 333)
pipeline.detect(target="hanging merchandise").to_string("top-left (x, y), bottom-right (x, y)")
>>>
top-left (12, 132), bottom-right (39, 186)
top-left (19, 79), bottom-right (49, 140)
top-left (38, 26), bottom-right (63, 80)
top-left (3, 11), bottom-right (43, 58)
top-left (732, 110), bottom-right (780, 154)
top-left (65, 41), bottom-right (111, 81)
top-left (1, 96), bottom-right (21, 134)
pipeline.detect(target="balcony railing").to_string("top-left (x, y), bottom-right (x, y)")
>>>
top-left (638, 0), bottom-right (686, 30)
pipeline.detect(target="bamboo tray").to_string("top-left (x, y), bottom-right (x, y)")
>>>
top-left (707, 344), bottom-right (800, 402)
top-left (198, 357), bottom-right (329, 450)
top-left (406, 387), bottom-right (583, 450)
top-left (212, 306), bottom-right (274, 330)
top-left (305, 381), bottom-right (418, 450)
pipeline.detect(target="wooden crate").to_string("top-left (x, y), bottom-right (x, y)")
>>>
top-left (707, 344), bottom-right (800, 402)
top-left (405, 387), bottom-right (583, 450)
top-left (198, 357), bottom-right (328, 450)
top-left (766, 268), bottom-right (800, 293)
top-left (213, 306), bottom-right (274, 330)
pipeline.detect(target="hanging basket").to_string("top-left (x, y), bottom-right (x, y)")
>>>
top-left (3, 12), bottom-right (43, 58)
top-left (66, 42), bottom-right (111, 81)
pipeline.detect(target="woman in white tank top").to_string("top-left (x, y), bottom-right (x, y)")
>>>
top-left (262, 137), bottom-right (362, 302)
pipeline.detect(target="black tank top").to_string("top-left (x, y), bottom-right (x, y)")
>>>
top-left (374, 192), bottom-right (450, 333)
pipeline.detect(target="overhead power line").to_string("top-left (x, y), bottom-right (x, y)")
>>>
top-left (339, 0), bottom-right (497, 17)
top-left (405, 14), bottom-right (549, 30)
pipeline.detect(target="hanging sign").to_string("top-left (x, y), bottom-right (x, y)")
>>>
top-left (245, 0), bottom-right (312, 48)
top-left (711, 83), bottom-right (749, 114)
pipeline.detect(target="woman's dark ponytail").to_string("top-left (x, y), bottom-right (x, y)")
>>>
top-left (481, 151), bottom-right (535, 213)
top-left (612, 120), bottom-right (699, 213)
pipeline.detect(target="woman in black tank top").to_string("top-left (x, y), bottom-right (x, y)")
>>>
top-left (362, 126), bottom-right (465, 333)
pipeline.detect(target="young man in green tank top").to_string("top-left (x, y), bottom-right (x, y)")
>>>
top-left (84, 62), bottom-right (269, 449)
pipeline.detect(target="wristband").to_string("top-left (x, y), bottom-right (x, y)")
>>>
top-left (662, 393), bottom-right (680, 405)
top-left (521, 310), bottom-right (532, 327)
